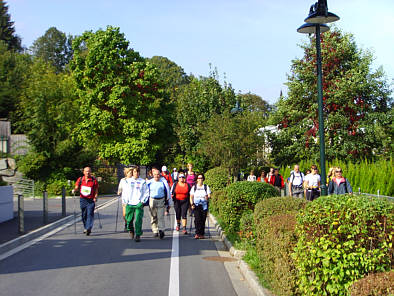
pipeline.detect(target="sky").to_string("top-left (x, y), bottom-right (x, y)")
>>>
top-left (8, 0), bottom-right (394, 104)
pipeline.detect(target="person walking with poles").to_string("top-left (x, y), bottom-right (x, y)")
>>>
top-left (190, 173), bottom-right (211, 239)
top-left (148, 167), bottom-right (171, 239)
top-left (288, 164), bottom-right (305, 198)
top-left (73, 167), bottom-right (99, 236)
top-left (171, 172), bottom-right (191, 234)
top-left (118, 166), bottom-right (148, 242)
top-left (304, 165), bottom-right (321, 201)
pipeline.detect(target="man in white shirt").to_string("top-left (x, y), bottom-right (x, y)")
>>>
top-left (304, 165), bottom-right (321, 201)
top-left (288, 165), bottom-right (305, 198)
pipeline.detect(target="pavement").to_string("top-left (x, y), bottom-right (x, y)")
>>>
top-left (0, 199), bottom-right (255, 296)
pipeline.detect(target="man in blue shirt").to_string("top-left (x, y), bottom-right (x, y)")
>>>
top-left (147, 167), bottom-right (171, 239)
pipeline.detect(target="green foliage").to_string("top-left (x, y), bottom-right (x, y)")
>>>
top-left (0, 1), bottom-right (22, 51)
top-left (200, 110), bottom-right (266, 177)
top-left (30, 27), bottom-right (73, 72)
top-left (220, 181), bottom-right (278, 233)
top-left (253, 197), bottom-right (306, 296)
top-left (209, 189), bottom-right (226, 218)
top-left (349, 271), bottom-right (394, 296)
top-left (293, 195), bottom-right (393, 295)
top-left (204, 166), bottom-right (229, 192)
top-left (269, 28), bottom-right (392, 166)
top-left (71, 26), bottom-right (172, 165)
top-left (238, 210), bottom-right (255, 245)
top-left (46, 179), bottom-right (73, 196)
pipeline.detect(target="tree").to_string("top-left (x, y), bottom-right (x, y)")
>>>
top-left (70, 26), bottom-right (171, 165)
top-left (237, 92), bottom-right (273, 118)
top-left (16, 60), bottom-right (94, 180)
top-left (0, 1), bottom-right (21, 52)
top-left (199, 110), bottom-right (265, 178)
top-left (269, 27), bottom-right (392, 166)
top-left (175, 72), bottom-right (236, 169)
top-left (30, 27), bottom-right (73, 72)
top-left (0, 41), bottom-right (30, 123)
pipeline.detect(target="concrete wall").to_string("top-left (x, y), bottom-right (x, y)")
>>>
top-left (0, 186), bottom-right (13, 223)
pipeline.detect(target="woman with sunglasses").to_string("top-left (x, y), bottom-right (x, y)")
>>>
top-left (304, 165), bottom-right (321, 201)
top-left (190, 173), bottom-right (211, 239)
top-left (171, 173), bottom-right (191, 234)
top-left (328, 167), bottom-right (353, 195)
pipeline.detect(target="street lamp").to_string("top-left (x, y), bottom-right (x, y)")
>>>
top-left (297, 0), bottom-right (339, 196)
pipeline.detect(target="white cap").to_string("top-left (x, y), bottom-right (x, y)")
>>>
top-left (173, 168), bottom-right (177, 171)
top-left (162, 166), bottom-right (167, 172)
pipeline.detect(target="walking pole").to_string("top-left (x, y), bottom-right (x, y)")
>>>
top-left (115, 194), bottom-right (120, 232)
top-left (189, 211), bottom-right (194, 233)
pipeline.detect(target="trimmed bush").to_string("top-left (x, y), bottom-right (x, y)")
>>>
top-left (238, 210), bottom-right (255, 244)
top-left (220, 181), bottom-right (278, 234)
top-left (209, 189), bottom-right (226, 217)
top-left (253, 197), bottom-right (306, 296)
top-left (350, 271), bottom-right (394, 296)
top-left (205, 166), bottom-right (230, 191)
top-left (46, 179), bottom-right (73, 196)
top-left (293, 194), bottom-right (394, 296)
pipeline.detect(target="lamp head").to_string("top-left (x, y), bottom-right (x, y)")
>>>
top-left (297, 23), bottom-right (329, 34)
top-left (305, 0), bottom-right (339, 24)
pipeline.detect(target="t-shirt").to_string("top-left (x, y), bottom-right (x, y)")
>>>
top-left (190, 184), bottom-right (212, 210)
top-left (247, 175), bottom-right (256, 182)
top-left (76, 176), bottom-right (98, 199)
top-left (148, 177), bottom-right (170, 200)
top-left (118, 177), bottom-right (148, 206)
top-left (186, 173), bottom-right (197, 187)
top-left (289, 172), bottom-right (304, 187)
top-left (305, 174), bottom-right (321, 188)
top-left (172, 182), bottom-right (189, 200)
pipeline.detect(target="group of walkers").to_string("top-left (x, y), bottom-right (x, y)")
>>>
top-left (247, 164), bottom-right (353, 200)
top-left (72, 163), bottom-right (212, 242)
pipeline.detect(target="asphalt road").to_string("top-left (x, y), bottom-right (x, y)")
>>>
top-left (0, 199), bottom-right (253, 296)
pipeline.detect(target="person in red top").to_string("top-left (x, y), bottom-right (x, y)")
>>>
top-left (257, 171), bottom-right (268, 183)
top-left (161, 165), bottom-right (173, 215)
top-left (171, 173), bottom-right (191, 234)
top-left (73, 167), bottom-right (99, 235)
top-left (269, 168), bottom-right (284, 196)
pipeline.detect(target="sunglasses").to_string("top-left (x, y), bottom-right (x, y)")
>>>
top-left (179, 176), bottom-right (185, 178)
top-left (335, 170), bottom-right (342, 173)
top-left (197, 177), bottom-right (203, 179)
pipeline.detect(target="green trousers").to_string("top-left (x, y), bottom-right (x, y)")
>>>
top-left (125, 203), bottom-right (144, 236)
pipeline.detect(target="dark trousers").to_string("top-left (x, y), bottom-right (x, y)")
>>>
top-left (306, 189), bottom-right (320, 201)
top-left (80, 198), bottom-right (95, 230)
top-left (194, 205), bottom-right (207, 235)
top-left (174, 199), bottom-right (189, 221)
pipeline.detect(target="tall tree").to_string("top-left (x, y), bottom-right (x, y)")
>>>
top-left (269, 28), bottom-right (392, 166)
top-left (175, 72), bottom-right (236, 168)
top-left (0, 1), bottom-right (21, 52)
top-left (237, 92), bottom-right (272, 117)
top-left (30, 27), bottom-right (73, 72)
top-left (71, 26), bottom-right (171, 165)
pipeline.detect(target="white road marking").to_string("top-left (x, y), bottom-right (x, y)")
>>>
top-left (168, 218), bottom-right (179, 296)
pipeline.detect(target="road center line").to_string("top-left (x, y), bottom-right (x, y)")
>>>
top-left (168, 218), bottom-right (179, 296)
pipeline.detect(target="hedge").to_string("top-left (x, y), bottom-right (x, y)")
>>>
top-left (349, 270), bottom-right (394, 296)
top-left (293, 194), bottom-right (394, 295)
top-left (204, 166), bottom-right (230, 191)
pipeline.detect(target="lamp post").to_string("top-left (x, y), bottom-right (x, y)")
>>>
top-left (231, 100), bottom-right (243, 181)
top-left (297, 0), bottom-right (339, 196)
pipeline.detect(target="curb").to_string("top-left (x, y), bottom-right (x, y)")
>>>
top-left (208, 213), bottom-right (272, 296)
top-left (0, 196), bottom-right (117, 256)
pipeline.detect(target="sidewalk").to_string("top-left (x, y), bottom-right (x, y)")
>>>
top-left (0, 195), bottom-right (116, 244)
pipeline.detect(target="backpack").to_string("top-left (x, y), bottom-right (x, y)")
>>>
top-left (77, 176), bottom-right (96, 189)
top-left (289, 172), bottom-right (304, 188)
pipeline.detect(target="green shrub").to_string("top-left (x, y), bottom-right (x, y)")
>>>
top-left (46, 179), bottom-right (73, 196)
top-left (349, 271), bottom-right (394, 296)
top-left (238, 210), bottom-right (255, 245)
top-left (205, 166), bottom-right (230, 191)
top-left (253, 197), bottom-right (306, 295)
top-left (293, 194), bottom-right (394, 296)
top-left (220, 181), bottom-right (278, 234)
top-left (209, 189), bottom-right (226, 217)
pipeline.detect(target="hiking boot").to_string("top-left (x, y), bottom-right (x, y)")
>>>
top-left (176, 225), bottom-right (180, 231)
top-left (153, 232), bottom-right (159, 238)
top-left (182, 228), bottom-right (188, 235)
top-left (129, 231), bottom-right (135, 239)
top-left (86, 229), bottom-right (91, 236)
top-left (135, 235), bottom-right (141, 242)
top-left (83, 229), bottom-right (87, 234)
top-left (159, 230), bottom-right (165, 239)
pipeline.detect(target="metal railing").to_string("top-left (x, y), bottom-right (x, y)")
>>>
top-left (6, 176), bottom-right (34, 198)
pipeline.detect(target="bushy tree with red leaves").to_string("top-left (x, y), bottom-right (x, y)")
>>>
top-left (269, 27), bottom-right (392, 166)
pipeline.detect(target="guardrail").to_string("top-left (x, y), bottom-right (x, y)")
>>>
top-left (7, 177), bottom-right (34, 198)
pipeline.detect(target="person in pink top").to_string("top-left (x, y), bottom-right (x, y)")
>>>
top-left (185, 162), bottom-right (197, 187)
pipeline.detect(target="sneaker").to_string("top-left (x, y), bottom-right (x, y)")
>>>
top-left (129, 231), bottom-right (135, 239)
top-left (83, 229), bottom-right (87, 234)
top-left (176, 225), bottom-right (180, 231)
top-left (153, 232), bottom-right (159, 238)
top-left (135, 235), bottom-right (141, 242)
top-left (159, 230), bottom-right (165, 239)
top-left (194, 234), bottom-right (199, 239)
top-left (86, 229), bottom-right (91, 236)
top-left (182, 228), bottom-right (188, 235)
